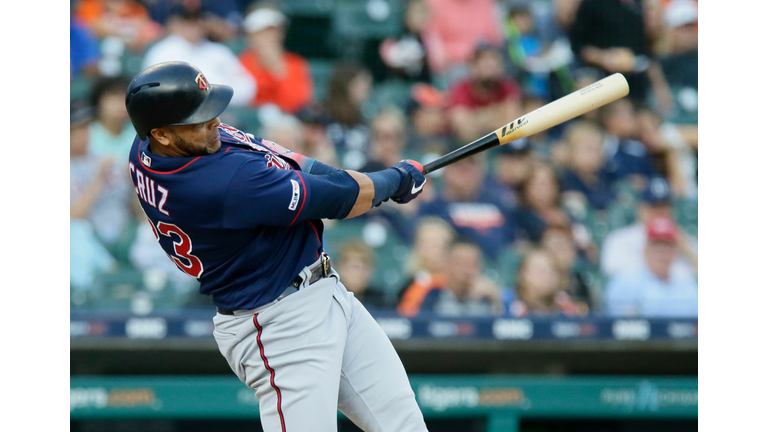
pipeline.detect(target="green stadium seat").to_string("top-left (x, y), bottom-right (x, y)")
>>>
top-left (103, 219), bottom-right (139, 266)
top-left (585, 210), bottom-right (612, 248)
top-left (70, 76), bottom-right (94, 102)
top-left (371, 242), bottom-right (409, 295)
top-left (365, 80), bottom-right (414, 114)
top-left (308, 59), bottom-right (335, 102)
top-left (496, 245), bottom-right (524, 289)
top-left (220, 106), bottom-right (261, 135)
top-left (120, 50), bottom-right (146, 78)
top-left (280, 0), bottom-right (337, 17)
top-left (225, 36), bottom-right (248, 56)
top-left (88, 265), bottom-right (147, 310)
top-left (331, 0), bottom-right (403, 40)
top-left (674, 198), bottom-right (698, 238)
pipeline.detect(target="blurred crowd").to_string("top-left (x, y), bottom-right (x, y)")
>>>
top-left (70, 0), bottom-right (698, 319)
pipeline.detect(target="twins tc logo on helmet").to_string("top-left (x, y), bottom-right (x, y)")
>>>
top-left (195, 73), bottom-right (210, 91)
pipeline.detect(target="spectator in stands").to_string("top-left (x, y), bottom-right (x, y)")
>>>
top-left (514, 161), bottom-right (571, 243)
top-left (552, 0), bottom-right (583, 33)
top-left (600, 177), bottom-right (698, 280)
top-left (144, 0), bottom-right (241, 42)
top-left (493, 138), bottom-right (534, 203)
top-left (70, 100), bottom-right (134, 259)
top-left (397, 218), bottom-right (456, 315)
top-left (336, 241), bottom-right (389, 309)
top-left (540, 225), bottom-right (594, 312)
top-left (601, 99), bottom-right (658, 191)
top-left (87, 76), bottom-right (136, 167)
top-left (404, 84), bottom-right (451, 157)
top-left (418, 154), bottom-right (517, 261)
top-left (560, 120), bottom-right (618, 212)
top-left (142, 4), bottom-right (256, 106)
top-left (296, 102), bottom-right (339, 166)
top-left (324, 63), bottom-right (373, 170)
top-left (239, 5), bottom-right (313, 114)
top-left (502, 0), bottom-right (551, 99)
top-left (604, 216), bottom-right (697, 317)
top-left (506, 248), bottom-right (584, 317)
top-left (70, 103), bottom-right (118, 290)
top-left (259, 110), bottom-right (305, 154)
top-left (359, 108), bottom-right (408, 173)
top-left (71, 14), bottom-right (100, 78)
top-left (658, 0), bottom-right (698, 125)
top-left (404, 217), bottom-right (457, 279)
top-left (75, 0), bottom-right (162, 52)
top-left (636, 106), bottom-right (696, 199)
top-left (421, 0), bottom-right (504, 81)
top-left (379, 0), bottom-right (433, 83)
top-left (447, 43), bottom-right (523, 143)
top-left (567, 0), bottom-right (663, 103)
top-left (399, 239), bottom-right (502, 317)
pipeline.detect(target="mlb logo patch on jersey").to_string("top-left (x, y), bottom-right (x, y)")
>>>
top-left (289, 179), bottom-right (301, 211)
top-left (141, 152), bottom-right (152, 167)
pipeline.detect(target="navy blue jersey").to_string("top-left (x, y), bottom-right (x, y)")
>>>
top-left (128, 124), bottom-right (355, 310)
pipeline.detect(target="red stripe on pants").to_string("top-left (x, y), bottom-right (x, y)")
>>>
top-left (254, 314), bottom-right (286, 432)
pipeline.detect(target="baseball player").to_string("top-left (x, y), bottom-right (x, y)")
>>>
top-left (125, 61), bottom-right (429, 432)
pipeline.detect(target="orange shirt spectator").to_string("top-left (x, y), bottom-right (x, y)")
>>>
top-left (422, 0), bottom-right (503, 74)
top-left (76, 0), bottom-right (160, 51)
top-left (239, 6), bottom-right (313, 113)
top-left (397, 273), bottom-right (448, 317)
top-left (239, 51), bottom-right (312, 113)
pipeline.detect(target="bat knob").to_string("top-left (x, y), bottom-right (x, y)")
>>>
top-left (405, 159), bottom-right (424, 173)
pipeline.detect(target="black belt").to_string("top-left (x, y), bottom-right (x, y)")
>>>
top-left (217, 254), bottom-right (332, 315)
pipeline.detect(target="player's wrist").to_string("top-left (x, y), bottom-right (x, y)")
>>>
top-left (364, 168), bottom-right (402, 207)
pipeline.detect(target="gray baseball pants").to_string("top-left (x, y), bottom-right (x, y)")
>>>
top-left (212, 263), bottom-right (428, 432)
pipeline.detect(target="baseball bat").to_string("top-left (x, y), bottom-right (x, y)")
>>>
top-left (421, 73), bottom-right (630, 175)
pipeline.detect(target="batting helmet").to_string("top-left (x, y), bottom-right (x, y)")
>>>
top-left (125, 61), bottom-right (234, 140)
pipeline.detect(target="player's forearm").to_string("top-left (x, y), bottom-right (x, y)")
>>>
top-left (344, 170), bottom-right (376, 218)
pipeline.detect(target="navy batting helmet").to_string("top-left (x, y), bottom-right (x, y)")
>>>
top-left (125, 62), bottom-right (234, 140)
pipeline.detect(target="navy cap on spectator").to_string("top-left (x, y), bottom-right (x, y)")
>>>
top-left (505, 0), bottom-right (532, 13)
top-left (471, 40), bottom-right (502, 61)
top-left (297, 102), bottom-right (334, 126)
top-left (499, 137), bottom-right (531, 156)
top-left (169, 3), bottom-right (205, 20)
top-left (643, 177), bottom-right (672, 204)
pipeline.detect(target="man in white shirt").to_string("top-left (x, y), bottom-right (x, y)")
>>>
top-left (142, 6), bottom-right (256, 106)
top-left (601, 177), bottom-right (697, 280)
top-left (604, 216), bottom-right (697, 318)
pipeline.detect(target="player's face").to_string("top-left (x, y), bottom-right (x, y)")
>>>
top-left (169, 118), bottom-right (222, 156)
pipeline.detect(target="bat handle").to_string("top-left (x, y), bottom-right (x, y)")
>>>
top-left (421, 133), bottom-right (498, 175)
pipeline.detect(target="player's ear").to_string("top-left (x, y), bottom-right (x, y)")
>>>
top-left (150, 127), bottom-right (172, 146)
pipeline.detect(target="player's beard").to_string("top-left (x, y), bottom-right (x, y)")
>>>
top-left (171, 131), bottom-right (219, 156)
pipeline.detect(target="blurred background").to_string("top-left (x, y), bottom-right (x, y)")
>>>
top-left (70, 0), bottom-right (698, 430)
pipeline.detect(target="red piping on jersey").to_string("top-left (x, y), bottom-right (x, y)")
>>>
top-left (138, 140), bottom-right (202, 175)
top-left (289, 171), bottom-right (308, 226)
top-left (307, 221), bottom-right (322, 259)
top-left (254, 314), bottom-right (287, 432)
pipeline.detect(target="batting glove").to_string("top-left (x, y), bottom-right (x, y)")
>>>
top-left (391, 160), bottom-right (426, 204)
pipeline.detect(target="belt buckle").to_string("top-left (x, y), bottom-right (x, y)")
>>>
top-left (321, 254), bottom-right (330, 278)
